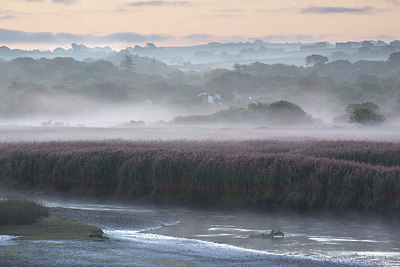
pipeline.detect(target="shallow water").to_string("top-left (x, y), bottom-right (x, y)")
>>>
top-left (40, 200), bottom-right (400, 266)
top-left (147, 209), bottom-right (400, 266)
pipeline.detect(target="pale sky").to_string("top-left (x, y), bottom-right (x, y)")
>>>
top-left (0, 0), bottom-right (399, 49)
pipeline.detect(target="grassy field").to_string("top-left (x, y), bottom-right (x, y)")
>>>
top-left (0, 217), bottom-right (106, 241)
top-left (0, 140), bottom-right (399, 214)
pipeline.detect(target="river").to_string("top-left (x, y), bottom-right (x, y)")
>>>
top-left (2, 199), bottom-right (394, 266)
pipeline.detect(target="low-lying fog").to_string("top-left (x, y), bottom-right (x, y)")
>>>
top-left (0, 92), bottom-right (399, 142)
top-left (0, 124), bottom-right (400, 142)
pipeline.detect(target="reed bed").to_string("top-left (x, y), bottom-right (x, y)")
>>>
top-left (0, 140), bottom-right (399, 214)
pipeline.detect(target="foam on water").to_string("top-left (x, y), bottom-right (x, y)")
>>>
top-left (0, 235), bottom-right (18, 246)
top-left (309, 236), bottom-right (380, 243)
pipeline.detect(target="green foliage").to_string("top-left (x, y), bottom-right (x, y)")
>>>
top-left (173, 100), bottom-right (313, 125)
top-left (388, 52), bottom-right (400, 64)
top-left (119, 55), bottom-right (135, 74)
top-left (305, 54), bottom-right (329, 66)
top-left (0, 197), bottom-right (48, 225)
top-left (0, 217), bottom-right (106, 240)
top-left (346, 101), bottom-right (385, 125)
top-left (1, 54), bottom-right (400, 120)
top-left (266, 100), bottom-right (310, 123)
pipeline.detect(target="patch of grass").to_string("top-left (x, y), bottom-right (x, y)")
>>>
top-left (0, 196), bottom-right (49, 225)
top-left (0, 217), bottom-right (107, 241)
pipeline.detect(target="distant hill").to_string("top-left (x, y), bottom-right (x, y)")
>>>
top-left (0, 44), bottom-right (173, 77)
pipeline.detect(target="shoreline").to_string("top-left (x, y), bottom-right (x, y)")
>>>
top-left (1, 206), bottom-right (394, 266)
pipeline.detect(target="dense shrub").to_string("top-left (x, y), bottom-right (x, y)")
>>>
top-left (346, 101), bottom-right (385, 125)
top-left (0, 140), bottom-right (399, 214)
top-left (172, 100), bottom-right (313, 125)
top-left (0, 196), bottom-right (49, 225)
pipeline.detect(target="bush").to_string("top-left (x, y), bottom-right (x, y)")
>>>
top-left (346, 101), bottom-right (385, 125)
top-left (0, 196), bottom-right (49, 225)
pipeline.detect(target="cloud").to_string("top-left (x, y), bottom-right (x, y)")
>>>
top-left (261, 7), bottom-right (297, 13)
top-left (253, 35), bottom-right (314, 43)
top-left (0, 10), bottom-right (18, 20)
top-left (301, 6), bottom-right (384, 14)
top-left (183, 34), bottom-right (216, 42)
top-left (0, 15), bottom-right (17, 20)
top-left (128, 1), bottom-right (189, 6)
top-left (365, 34), bottom-right (395, 40)
top-left (215, 14), bottom-right (237, 17)
top-left (216, 9), bottom-right (241, 13)
top-left (386, 0), bottom-right (400, 5)
top-left (0, 28), bottom-right (171, 44)
top-left (182, 33), bottom-right (244, 43)
top-left (52, 0), bottom-right (79, 4)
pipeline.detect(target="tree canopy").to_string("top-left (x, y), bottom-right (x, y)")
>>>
top-left (119, 55), bottom-right (136, 74)
top-left (305, 54), bottom-right (329, 66)
top-left (346, 101), bottom-right (385, 125)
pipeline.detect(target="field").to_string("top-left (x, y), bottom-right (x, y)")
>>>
top-left (0, 140), bottom-right (399, 215)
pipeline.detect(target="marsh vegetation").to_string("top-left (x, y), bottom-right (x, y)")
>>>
top-left (0, 197), bottom-right (105, 240)
top-left (0, 197), bottom-right (48, 225)
top-left (0, 140), bottom-right (399, 215)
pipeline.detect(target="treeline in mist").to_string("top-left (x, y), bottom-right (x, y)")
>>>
top-left (0, 52), bottom-right (399, 122)
top-left (0, 140), bottom-right (399, 215)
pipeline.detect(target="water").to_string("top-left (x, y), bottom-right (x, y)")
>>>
top-left (146, 209), bottom-right (400, 265)
top-left (41, 200), bottom-right (400, 266)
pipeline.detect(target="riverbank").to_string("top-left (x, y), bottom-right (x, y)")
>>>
top-left (1, 204), bottom-right (396, 266)
top-left (0, 217), bottom-right (106, 241)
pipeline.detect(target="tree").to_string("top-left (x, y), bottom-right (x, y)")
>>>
top-left (119, 55), bottom-right (135, 74)
top-left (297, 77), bottom-right (320, 93)
top-left (233, 63), bottom-right (241, 72)
top-left (305, 54), bottom-right (329, 67)
top-left (346, 101), bottom-right (385, 125)
top-left (266, 100), bottom-right (312, 124)
top-left (388, 52), bottom-right (400, 65)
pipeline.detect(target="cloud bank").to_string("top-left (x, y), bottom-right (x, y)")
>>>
top-left (301, 6), bottom-right (382, 14)
top-left (255, 34), bottom-right (314, 43)
top-left (53, 0), bottom-right (79, 4)
top-left (128, 1), bottom-right (189, 6)
top-left (0, 28), bottom-right (171, 44)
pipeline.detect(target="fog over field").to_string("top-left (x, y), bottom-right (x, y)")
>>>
top-left (0, 125), bottom-right (400, 143)
top-left (1, 44), bottom-right (400, 130)
top-left (2, 0), bottom-right (400, 265)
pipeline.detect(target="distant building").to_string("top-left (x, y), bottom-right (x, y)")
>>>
top-left (198, 93), bottom-right (221, 104)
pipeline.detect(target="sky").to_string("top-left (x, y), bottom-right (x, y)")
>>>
top-left (0, 0), bottom-right (399, 49)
